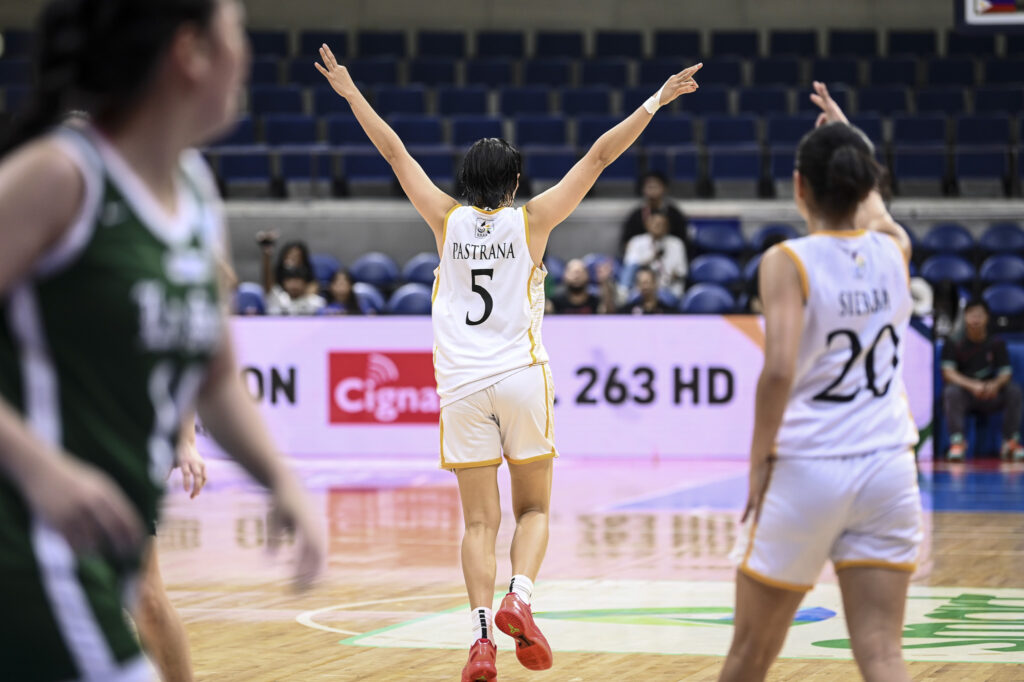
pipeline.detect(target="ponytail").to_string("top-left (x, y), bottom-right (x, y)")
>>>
top-left (796, 122), bottom-right (882, 224)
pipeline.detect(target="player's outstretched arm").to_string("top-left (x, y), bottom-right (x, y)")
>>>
top-left (809, 81), bottom-right (912, 262)
top-left (315, 44), bottom-right (457, 240)
top-left (524, 64), bottom-right (702, 236)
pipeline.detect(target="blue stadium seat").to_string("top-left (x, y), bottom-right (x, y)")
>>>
top-left (925, 57), bottom-right (976, 87)
top-left (625, 288), bottom-right (680, 309)
top-left (523, 59), bottom-right (573, 87)
top-left (689, 254), bottom-right (743, 285)
top-left (594, 31), bottom-right (644, 59)
top-left (743, 254), bottom-right (763, 285)
top-left (576, 115), bottom-right (621, 146)
top-left (402, 252), bottom-right (440, 286)
top-left (264, 114), bottom-right (318, 145)
top-left (408, 58), bottom-right (457, 86)
top-left (653, 31), bottom-right (702, 59)
top-left (738, 87), bottom-right (790, 115)
top-left (499, 87), bottom-right (550, 116)
top-left (300, 31), bottom-right (348, 59)
top-left (888, 30), bottom-right (936, 56)
top-left (980, 254), bottom-right (1024, 285)
top-left (352, 282), bottom-right (385, 313)
top-left (375, 86), bottom-right (427, 116)
top-left (920, 254), bottom-right (976, 286)
top-left (981, 223), bottom-right (1024, 254)
top-left (956, 115), bottom-right (1012, 146)
top-left (581, 59), bottom-right (630, 87)
top-left (581, 253), bottom-right (618, 283)
top-left (769, 31), bottom-right (817, 57)
top-left (515, 116), bottom-right (568, 146)
top-left (349, 58), bottom-right (398, 86)
top-left (310, 254), bottom-right (341, 287)
top-left (544, 256), bottom-right (566, 284)
top-left (770, 147), bottom-right (796, 183)
top-left (622, 86), bottom-right (660, 110)
top-left (914, 88), bottom-right (966, 115)
top-left (211, 116), bottom-right (257, 146)
top-left (535, 31), bottom-right (585, 59)
top-left (235, 283), bottom-right (266, 315)
top-left (0, 30), bottom-right (33, 58)
top-left (250, 57), bottom-right (280, 85)
top-left (708, 150), bottom-right (762, 197)
top-left (974, 86), bottom-right (1024, 114)
top-left (810, 58), bottom-right (860, 87)
top-left (848, 114), bottom-right (884, 145)
top-left (692, 221), bottom-right (746, 255)
top-left (711, 30), bottom-right (759, 58)
top-left (704, 115), bottom-right (759, 148)
top-left (765, 114), bottom-right (817, 146)
top-left (350, 252), bottom-right (400, 289)
top-left (829, 30), bottom-right (878, 57)
top-left (287, 57), bottom-right (324, 85)
top-left (892, 114), bottom-right (947, 148)
top-left (695, 58), bottom-right (744, 88)
top-left (984, 59), bottom-right (1024, 85)
top-left (752, 58), bottom-right (801, 87)
top-left (1008, 33), bottom-right (1024, 55)
top-left (857, 86), bottom-right (908, 115)
top-left (389, 116), bottom-right (443, 145)
top-left (600, 150), bottom-right (640, 182)
top-left (416, 31), bottom-right (466, 59)
top-left (475, 31), bottom-right (525, 59)
top-left (638, 59), bottom-right (686, 87)
top-left (340, 147), bottom-right (393, 182)
top-left (893, 148), bottom-right (947, 195)
top-left (451, 116), bottom-right (503, 146)
top-left (955, 149), bottom-right (1008, 196)
top-left (680, 283), bottom-right (736, 313)
top-left (219, 150), bottom-right (272, 190)
top-left (523, 146), bottom-right (577, 181)
top-left (641, 115), bottom-right (695, 147)
top-left (250, 86), bottom-right (304, 115)
top-left (947, 31), bottom-right (996, 56)
top-left (313, 87), bottom-right (352, 116)
top-left (796, 86), bottom-right (850, 115)
top-left (465, 59), bottom-right (514, 87)
top-left (438, 86), bottom-right (490, 115)
top-left (985, 283), bottom-right (1024, 318)
top-left (669, 148), bottom-right (700, 184)
top-left (386, 283), bottom-right (433, 315)
top-left (678, 86), bottom-right (731, 115)
top-left (279, 149), bottom-right (334, 192)
top-left (356, 31), bottom-right (406, 58)
top-left (922, 223), bottom-right (974, 254)
top-left (561, 87), bottom-right (612, 115)
top-left (751, 223), bottom-right (800, 251)
top-left (869, 57), bottom-right (919, 87)
top-left (409, 146), bottom-right (456, 181)
top-left (326, 116), bottom-right (367, 145)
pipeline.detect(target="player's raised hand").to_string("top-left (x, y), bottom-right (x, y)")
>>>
top-left (314, 43), bottom-right (357, 99)
top-left (658, 63), bottom-right (703, 106)
top-left (809, 81), bottom-right (850, 128)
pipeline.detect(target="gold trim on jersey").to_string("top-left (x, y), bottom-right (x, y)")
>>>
top-left (525, 264), bottom-right (540, 365)
top-left (472, 206), bottom-right (508, 215)
top-left (776, 243), bottom-right (810, 301)
top-left (738, 564), bottom-right (814, 593)
top-left (833, 559), bottom-right (917, 573)
top-left (813, 229), bottom-right (867, 238)
top-left (523, 206), bottom-right (531, 248)
top-left (542, 365), bottom-right (552, 439)
top-left (507, 450), bottom-right (557, 465)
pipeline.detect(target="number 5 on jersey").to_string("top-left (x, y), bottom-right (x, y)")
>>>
top-left (466, 268), bottom-right (494, 326)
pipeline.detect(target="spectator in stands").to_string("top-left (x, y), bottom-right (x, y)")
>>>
top-left (622, 210), bottom-right (688, 298)
top-left (619, 171), bottom-right (689, 255)
top-left (549, 259), bottom-right (615, 314)
top-left (619, 266), bottom-right (674, 315)
top-left (258, 231), bottom-right (319, 297)
top-left (942, 298), bottom-right (1024, 461)
top-left (267, 265), bottom-right (326, 315)
top-left (321, 269), bottom-right (364, 315)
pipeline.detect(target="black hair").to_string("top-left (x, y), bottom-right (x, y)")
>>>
top-left (634, 264), bottom-right (656, 283)
top-left (1, 0), bottom-right (217, 157)
top-left (795, 122), bottom-right (882, 226)
top-left (274, 241), bottom-right (314, 286)
top-left (327, 269), bottom-right (360, 311)
top-left (964, 297), bottom-right (990, 316)
top-left (457, 138), bottom-right (522, 210)
top-left (635, 170), bottom-right (668, 196)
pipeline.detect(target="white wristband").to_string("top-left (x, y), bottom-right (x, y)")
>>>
top-left (643, 86), bottom-right (664, 115)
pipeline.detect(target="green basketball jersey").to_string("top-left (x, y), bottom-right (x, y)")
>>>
top-left (0, 124), bottom-right (224, 681)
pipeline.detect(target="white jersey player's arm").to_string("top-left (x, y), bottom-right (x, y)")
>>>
top-left (315, 44), bottom-right (458, 242)
top-left (524, 64), bottom-right (702, 237)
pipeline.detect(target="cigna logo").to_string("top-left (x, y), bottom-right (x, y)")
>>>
top-left (328, 352), bottom-right (438, 424)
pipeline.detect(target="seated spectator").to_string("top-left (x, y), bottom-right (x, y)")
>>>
top-left (550, 258), bottom-right (615, 314)
top-left (942, 298), bottom-right (1024, 461)
top-left (619, 266), bottom-right (675, 315)
top-left (622, 211), bottom-right (687, 298)
top-left (619, 171), bottom-right (689, 255)
top-left (267, 266), bottom-right (325, 315)
top-left (258, 232), bottom-right (319, 297)
top-left (320, 270), bottom-right (365, 315)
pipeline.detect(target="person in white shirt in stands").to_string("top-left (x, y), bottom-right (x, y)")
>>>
top-left (622, 209), bottom-right (688, 298)
top-left (266, 265), bottom-right (325, 315)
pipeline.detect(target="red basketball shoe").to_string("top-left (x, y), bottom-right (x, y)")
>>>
top-left (461, 638), bottom-right (497, 682)
top-left (494, 592), bottom-right (552, 671)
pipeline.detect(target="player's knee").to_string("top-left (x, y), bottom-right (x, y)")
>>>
top-left (512, 502), bottom-right (548, 523)
top-left (135, 581), bottom-right (171, 625)
top-left (853, 641), bottom-right (905, 679)
top-left (463, 514), bottom-right (500, 536)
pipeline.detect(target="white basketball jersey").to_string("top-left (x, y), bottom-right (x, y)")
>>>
top-left (774, 230), bottom-right (918, 457)
top-left (432, 206), bottom-right (548, 407)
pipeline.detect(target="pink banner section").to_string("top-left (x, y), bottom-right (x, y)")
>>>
top-left (198, 317), bottom-right (933, 460)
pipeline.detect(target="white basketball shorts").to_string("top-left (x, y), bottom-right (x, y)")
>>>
top-left (439, 363), bottom-right (557, 470)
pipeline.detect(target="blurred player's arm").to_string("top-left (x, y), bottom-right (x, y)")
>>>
top-left (525, 65), bottom-right (701, 235)
top-left (315, 44), bottom-right (457, 240)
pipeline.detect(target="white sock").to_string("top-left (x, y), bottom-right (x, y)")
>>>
top-left (471, 607), bottom-right (493, 643)
top-left (509, 574), bottom-right (534, 604)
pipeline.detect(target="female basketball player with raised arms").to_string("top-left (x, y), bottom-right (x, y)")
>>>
top-left (0, 1), bottom-right (323, 679)
top-left (316, 45), bottom-right (700, 681)
top-left (718, 82), bottom-right (919, 682)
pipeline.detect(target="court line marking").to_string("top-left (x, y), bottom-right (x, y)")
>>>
top-left (295, 592), bottom-right (468, 636)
